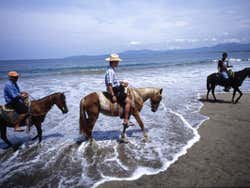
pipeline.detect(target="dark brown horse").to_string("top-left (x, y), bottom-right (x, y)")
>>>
top-left (79, 87), bottom-right (163, 141)
top-left (0, 92), bottom-right (68, 148)
top-left (207, 67), bottom-right (250, 103)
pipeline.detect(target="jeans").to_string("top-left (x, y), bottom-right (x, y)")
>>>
top-left (6, 98), bottom-right (28, 114)
top-left (221, 71), bottom-right (229, 79)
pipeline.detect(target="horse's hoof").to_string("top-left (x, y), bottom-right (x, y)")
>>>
top-left (89, 138), bottom-right (97, 146)
top-left (120, 139), bottom-right (129, 143)
top-left (142, 136), bottom-right (148, 142)
top-left (12, 144), bottom-right (20, 151)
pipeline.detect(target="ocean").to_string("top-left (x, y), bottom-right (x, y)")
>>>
top-left (0, 51), bottom-right (250, 187)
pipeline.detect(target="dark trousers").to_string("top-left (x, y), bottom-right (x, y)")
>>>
top-left (113, 86), bottom-right (127, 106)
top-left (6, 98), bottom-right (28, 114)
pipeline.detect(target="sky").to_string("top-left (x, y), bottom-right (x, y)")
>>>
top-left (0, 0), bottom-right (250, 59)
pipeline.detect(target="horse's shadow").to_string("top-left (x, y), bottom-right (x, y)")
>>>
top-left (199, 98), bottom-right (232, 104)
top-left (0, 133), bottom-right (64, 150)
top-left (76, 128), bottom-right (144, 144)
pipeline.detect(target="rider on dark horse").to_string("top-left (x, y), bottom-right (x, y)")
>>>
top-left (104, 53), bottom-right (134, 127)
top-left (4, 71), bottom-right (30, 132)
top-left (217, 52), bottom-right (232, 92)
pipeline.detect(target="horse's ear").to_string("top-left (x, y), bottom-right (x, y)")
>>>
top-left (159, 88), bottom-right (163, 94)
top-left (63, 91), bottom-right (70, 94)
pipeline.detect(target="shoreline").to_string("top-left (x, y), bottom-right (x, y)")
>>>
top-left (98, 93), bottom-right (250, 188)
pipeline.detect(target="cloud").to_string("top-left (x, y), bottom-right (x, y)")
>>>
top-left (129, 41), bottom-right (141, 45)
top-left (174, 38), bottom-right (199, 43)
top-left (0, 0), bottom-right (250, 59)
top-left (223, 38), bottom-right (241, 43)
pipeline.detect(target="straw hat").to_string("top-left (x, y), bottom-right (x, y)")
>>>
top-left (8, 71), bottom-right (19, 77)
top-left (105, 53), bottom-right (122, 62)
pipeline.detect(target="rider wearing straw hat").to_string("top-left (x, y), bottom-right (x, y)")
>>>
top-left (104, 53), bottom-right (134, 127)
top-left (4, 71), bottom-right (29, 132)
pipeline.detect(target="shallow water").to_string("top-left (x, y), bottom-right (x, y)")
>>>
top-left (0, 59), bottom-right (250, 187)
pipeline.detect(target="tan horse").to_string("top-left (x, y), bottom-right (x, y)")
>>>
top-left (79, 87), bottom-right (163, 141)
top-left (0, 92), bottom-right (68, 148)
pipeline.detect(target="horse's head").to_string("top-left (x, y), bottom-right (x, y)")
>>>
top-left (54, 93), bottom-right (68, 114)
top-left (150, 88), bottom-right (163, 112)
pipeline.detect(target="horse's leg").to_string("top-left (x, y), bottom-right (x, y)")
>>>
top-left (206, 88), bottom-right (210, 100)
top-left (133, 112), bottom-right (147, 141)
top-left (232, 88), bottom-right (237, 103)
top-left (212, 85), bottom-right (217, 101)
top-left (206, 81), bottom-right (211, 100)
top-left (235, 88), bottom-right (243, 104)
top-left (86, 111), bottom-right (99, 140)
top-left (121, 124), bottom-right (128, 142)
top-left (0, 125), bottom-right (13, 148)
top-left (32, 122), bottom-right (42, 143)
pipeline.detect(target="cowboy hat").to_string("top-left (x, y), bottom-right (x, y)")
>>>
top-left (8, 71), bottom-right (19, 77)
top-left (105, 53), bottom-right (122, 62)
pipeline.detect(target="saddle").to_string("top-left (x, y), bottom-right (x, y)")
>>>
top-left (2, 105), bottom-right (15, 112)
top-left (98, 87), bottom-right (136, 118)
top-left (0, 105), bottom-right (19, 123)
top-left (0, 98), bottom-right (31, 124)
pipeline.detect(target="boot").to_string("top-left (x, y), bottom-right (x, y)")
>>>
top-left (13, 113), bottom-right (26, 132)
top-left (223, 79), bottom-right (231, 92)
top-left (25, 116), bottom-right (31, 132)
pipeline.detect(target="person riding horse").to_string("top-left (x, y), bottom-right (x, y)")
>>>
top-left (3, 71), bottom-right (29, 132)
top-left (104, 53), bottom-right (134, 127)
top-left (218, 52), bottom-right (232, 92)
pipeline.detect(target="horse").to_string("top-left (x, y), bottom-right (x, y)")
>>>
top-left (79, 87), bottom-right (163, 142)
top-left (207, 67), bottom-right (250, 103)
top-left (0, 92), bottom-right (68, 148)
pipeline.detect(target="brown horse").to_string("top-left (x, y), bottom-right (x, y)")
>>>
top-left (207, 67), bottom-right (250, 103)
top-left (79, 87), bottom-right (163, 141)
top-left (0, 92), bottom-right (68, 148)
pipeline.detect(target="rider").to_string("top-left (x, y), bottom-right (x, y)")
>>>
top-left (4, 71), bottom-right (29, 132)
top-left (218, 52), bottom-right (231, 92)
top-left (104, 53), bottom-right (134, 127)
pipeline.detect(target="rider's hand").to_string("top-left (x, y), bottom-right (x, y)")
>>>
top-left (21, 92), bottom-right (28, 99)
top-left (112, 95), bottom-right (117, 103)
top-left (120, 81), bottom-right (128, 87)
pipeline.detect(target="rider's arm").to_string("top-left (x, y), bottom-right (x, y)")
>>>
top-left (107, 84), bottom-right (115, 96)
top-left (107, 84), bottom-right (117, 102)
top-left (4, 83), bottom-right (21, 100)
top-left (226, 61), bottom-right (233, 68)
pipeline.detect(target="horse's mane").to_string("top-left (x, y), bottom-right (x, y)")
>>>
top-left (234, 67), bottom-right (250, 76)
top-left (33, 92), bottom-right (62, 102)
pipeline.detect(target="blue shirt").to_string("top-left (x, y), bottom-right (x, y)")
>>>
top-left (105, 66), bottom-right (120, 87)
top-left (4, 80), bottom-right (21, 104)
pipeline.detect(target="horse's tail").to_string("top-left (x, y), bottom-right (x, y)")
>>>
top-left (79, 98), bottom-right (87, 135)
top-left (207, 74), bottom-right (212, 90)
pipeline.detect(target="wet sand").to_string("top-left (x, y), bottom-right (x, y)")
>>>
top-left (98, 93), bottom-right (250, 188)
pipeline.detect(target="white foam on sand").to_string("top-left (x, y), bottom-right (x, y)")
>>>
top-left (92, 105), bottom-right (209, 188)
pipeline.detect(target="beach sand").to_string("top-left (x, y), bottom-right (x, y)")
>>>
top-left (98, 93), bottom-right (250, 188)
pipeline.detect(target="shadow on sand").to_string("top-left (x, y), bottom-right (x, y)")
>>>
top-left (199, 98), bottom-right (232, 104)
top-left (75, 128), bottom-right (144, 144)
top-left (0, 133), bottom-right (64, 150)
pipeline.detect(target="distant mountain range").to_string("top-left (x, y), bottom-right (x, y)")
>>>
top-left (65, 43), bottom-right (250, 60)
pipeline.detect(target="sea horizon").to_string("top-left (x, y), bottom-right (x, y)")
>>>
top-left (1, 49), bottom-right (250, 187)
